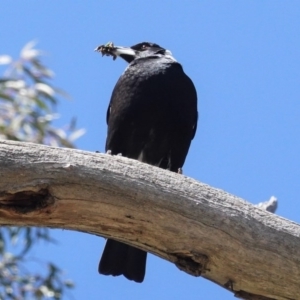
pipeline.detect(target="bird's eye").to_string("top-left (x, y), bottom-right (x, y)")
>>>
top-left (141, 44), bottom-right (148, 50)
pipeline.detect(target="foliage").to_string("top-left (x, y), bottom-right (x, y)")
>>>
top-left (0, 42), bottom-right (83, 299)
top-left (0, 228), bottom-right (74, 300)
top-left (0, 41), bottom-right (85, 147)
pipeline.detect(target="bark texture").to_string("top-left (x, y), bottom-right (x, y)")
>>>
top-left (0, 140), bottom-right (299, 300)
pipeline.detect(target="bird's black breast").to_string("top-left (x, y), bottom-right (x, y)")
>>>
top-left (106, 56), bottom-right (197, 171)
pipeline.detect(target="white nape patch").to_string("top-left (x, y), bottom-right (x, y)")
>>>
top-left (165, 49), bottom-right (177, 62)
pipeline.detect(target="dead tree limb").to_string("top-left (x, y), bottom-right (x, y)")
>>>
top-left (0, 140), bottom-right (299, 300)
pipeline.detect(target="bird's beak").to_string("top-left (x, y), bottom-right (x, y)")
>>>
top-left (109, 46), bottom-right (137, 63)
top-left (110, 46), bottom-right (136, 58)
top-left (111, 46), bottom-right (136, 63)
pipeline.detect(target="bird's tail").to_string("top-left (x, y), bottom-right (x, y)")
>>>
top-left (99, 239), bottom-right (147, 283)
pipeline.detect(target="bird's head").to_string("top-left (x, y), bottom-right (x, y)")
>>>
top-left (95, 42), bottom-right (174, 63)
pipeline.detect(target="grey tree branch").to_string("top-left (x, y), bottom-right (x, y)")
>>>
top-left (0, 140), bottom-right (299, 300)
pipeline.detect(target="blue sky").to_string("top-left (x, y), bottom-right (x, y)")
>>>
top-left (2, 1), bottom-right (300, 299)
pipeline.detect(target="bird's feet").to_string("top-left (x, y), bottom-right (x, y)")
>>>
top-left (178, 168), bottom-right (183, 174)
